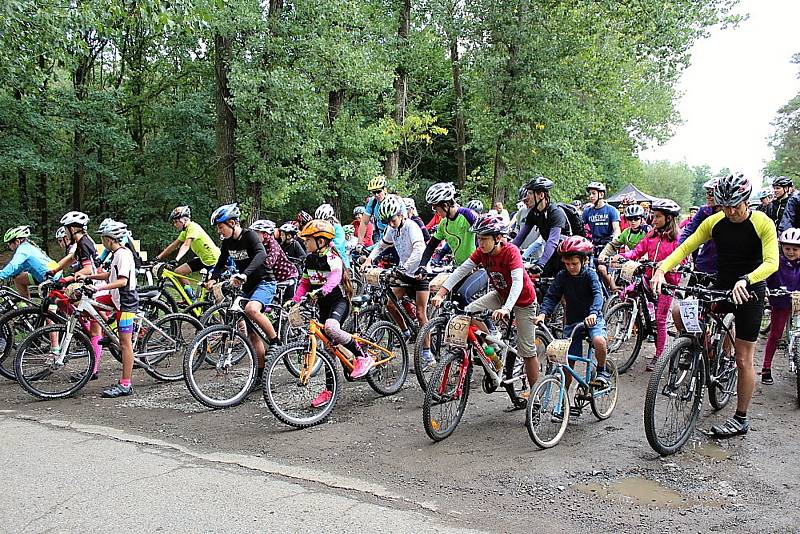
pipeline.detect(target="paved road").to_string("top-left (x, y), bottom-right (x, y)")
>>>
top-left (2, 337), bottom-right (800, 533)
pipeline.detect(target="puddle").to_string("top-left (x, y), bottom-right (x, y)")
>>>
top-left (580, 477), bottom-right (693, 508)
top-left (691, 442), bottom-right (730, 461)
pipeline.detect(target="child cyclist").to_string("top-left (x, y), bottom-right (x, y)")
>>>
top-left (76, 220), bottom-right (139, 397)
top-left (431, 214), bottom-right (540, 391)
top-left (206, 204), bottom-right (279, 386)
top-left (535, 236), bottom-right (611, 398)
top-left (291, 219), bottom-right (369, 407)
top-left (761, 228), bottom-right (800, 385)
top-left (362, 195), bottom-right (430, 358)
top-left (612, 199), bottom-right (682, 370)
top-left (598, 204), bottom-right (650, 261)
top-left (250, 219), bottom-right (299, 301)
top-left (0, 226), bottom-right (59, 299)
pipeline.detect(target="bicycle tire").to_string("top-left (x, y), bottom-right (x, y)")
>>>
top-left (526, 375), bottom-right (569, 448)
top-left (364, 321), bottom-right (408, 395)
top-left (198, 301), bottom-right (232, 326)
top-left (602, 292), bottom-right (620, 316)
top-left (708, 313), bottom-right (736, 410)
top-left (263, 341), bottom-right (341, 428)
top-left (422, 349), bottom-right (472, 442)
top-left (342, 304), bottom-right (382, 335)
top-left (181, 299), bottom-right (214, 320)
top-left (183, 324), bottom-right (257, 408)
top-left (590, 360), bottom-right (619, 420)
top-left (138, 284), bottom-right (178, 312)
top-left (14, 323), bottom-right (95, 400)
top-left (793, 341), bottom-right (800, 408)
top-left (413, 315), bottom-right (448, 392)
top-left (643, 336), bottom-right (704, 456)
top-left (140, 313), bottom-right (202, 382)
top-left (605, 302), bottom-right (643, 373)
top-left (0, 307), bottom-right (64, 381)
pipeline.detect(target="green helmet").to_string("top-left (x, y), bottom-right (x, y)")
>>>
top-left (3, 225), bottom-right (31, 243)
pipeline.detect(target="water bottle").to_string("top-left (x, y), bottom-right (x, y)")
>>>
top-left (402, 299), bottom-right (418, 320)
top-left (184, 284), bottom-right (196, 302)
top-left (483, 343), bottom-right (503, 372)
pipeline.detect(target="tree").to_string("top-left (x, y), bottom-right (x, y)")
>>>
top-left (766, 53), bottom-right (800, 180)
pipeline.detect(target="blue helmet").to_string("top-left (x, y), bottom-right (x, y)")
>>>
top-left (210, 203), bottom-right (241, 225)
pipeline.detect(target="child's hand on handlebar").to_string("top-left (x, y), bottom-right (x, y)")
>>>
top-left (585, 313), bottom-right (597, 327)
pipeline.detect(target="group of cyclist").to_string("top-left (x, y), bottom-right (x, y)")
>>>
top-left (2, 169), bottom-right (797, 440)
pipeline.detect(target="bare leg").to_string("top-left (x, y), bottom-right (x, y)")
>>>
top-left (734, 339), bottom-right (756, 413)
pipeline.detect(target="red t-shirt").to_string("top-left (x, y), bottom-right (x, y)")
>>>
top-left (353, 220), bottom-right (374, 246)
top-left (469, 243), bottom-right (536, 307)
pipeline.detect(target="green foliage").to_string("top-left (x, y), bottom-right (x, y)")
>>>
top-left (766, 54), bottom-right (800, 180)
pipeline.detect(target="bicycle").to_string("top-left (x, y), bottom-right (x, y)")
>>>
top-left (421, 303), bottom-right (551, 441)
top-left (765, 288), bottom-right (800, 406)
top-left (14, 281), bottom-right (201, 399)
top-left (525, 323), bottom-right (619, 448)
top-left (139, 262), bottom-right (215, 319)
top-left (643, 283), bottom-right (738, 456)
top-left (263, 295), bottom-right (409, 428)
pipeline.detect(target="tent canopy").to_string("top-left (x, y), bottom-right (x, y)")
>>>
top-left (606, 183), bottom-right (659, 204)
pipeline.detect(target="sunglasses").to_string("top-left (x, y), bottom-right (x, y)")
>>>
top-left (626, 216), bottom-right (642, 222)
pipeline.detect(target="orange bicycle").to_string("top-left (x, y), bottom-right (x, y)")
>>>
top-left (263, 296), bottom-right (408, 428)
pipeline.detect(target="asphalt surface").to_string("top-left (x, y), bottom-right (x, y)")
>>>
top-left (2, 338), bottom-right (800, 533)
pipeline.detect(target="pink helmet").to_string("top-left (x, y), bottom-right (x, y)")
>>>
top-left (469, 214), bottom-right (509, 236)
top-left (558, 235), bottom-right (594, 256)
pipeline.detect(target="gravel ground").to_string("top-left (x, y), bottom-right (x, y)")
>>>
top-left (2, 337), bottom-right (799, 533)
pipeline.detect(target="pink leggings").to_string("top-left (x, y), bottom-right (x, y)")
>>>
top-left (655, 295), bottom-right (673, 359)
top-left (763, 307), bottom-right (790, 370)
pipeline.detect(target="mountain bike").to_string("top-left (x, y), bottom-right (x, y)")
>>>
top-left (263, 295), bottom-right (408, 428)
top-left (526, 323), bottom-right (619, 448)
top-left (139, 262), bottom-right (215, 318)
top-left (643, 283), bottom-right (737, 456)
top-left (766, 288), bottom-right (800, 407)
top-left (421, 303), bottom-right (552, 441)
top-left (14, 281), bottom-right (201, 399)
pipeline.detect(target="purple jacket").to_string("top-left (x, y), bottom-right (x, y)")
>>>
top-left (767, 255), bottom-right (800, 310)
top-left (679, 205), bottom-right (717, 274)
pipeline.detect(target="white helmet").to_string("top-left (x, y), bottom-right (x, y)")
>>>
top-left (466, 199), bottom-right (484, 213)
top-left (378, 195), bottom-right (406, 223)
top-left (97, 218), bottom-right (115, 234)
top-left (780, 228), bottom-right (800, 246)
top-left (279, 222), bottom-right (298, 234)
top-left (55, 226), bottom-right (67, 239)
top-left (250, 219), bottom-right (276, 233)
top-left (402, 197), bottom-right (416, 212)
top-left (651, 198), bottom-right (681, 217)
top-left (98, 220), bottom-right (128, 242)
top-left (315, 204), bottom-right (335, 220)
top-left (60, 211), bottom-right (89, 228)
top-left (426, 182), bottom-right (456, 206)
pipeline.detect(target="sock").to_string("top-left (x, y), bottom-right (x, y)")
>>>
top-left (120, 378), bottom-right (132, 388)
top-left (734, 410), bottom-right (747, 420)
top-left (344, 338), bottom-right (365, 358)
top-left (90, 335), bottom-right (102, 374)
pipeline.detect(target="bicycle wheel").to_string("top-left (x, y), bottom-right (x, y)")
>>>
top-left (364, 321), bottom-right (408, 395)
top-left (605, 302), bottom-right (643, 373)
top-left (183, 324), bottom-right (257, 408)
top-left (138, 285), bottom-right (178, 312)
top-left (590, 360), bottom-right (619, 420)
top-left (263, 341), bottom-right (341, 428)
top-left (643, 336), bottom-right (704, 456)
top-left (140, 313), bottom-right (202, 382)
top-left (413, 315), bottom-right (448, 392)
top-left (602, 291), bottom-right (620, 316)
top-left (199, 301), bottom-right (233, 327)
top-left (14, 324), bottom-right (95, 400)
top-left (526, 375), bottom-right (569, 448)
top-left (342, 304), bottom-right (382, 335)
top-left (708, 314), bottom-right (736, 410)
top-left (793, 340), bottom-right (800, 408)
top-left (422, 349), bottom-right (471, 441)
top-left (0, 307), bottom-right (62, 381)
top-left (181, 300), bottom-right (214, 321)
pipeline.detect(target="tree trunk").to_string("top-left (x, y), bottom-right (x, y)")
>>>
top-left (17, 169), bottom-right (29, 215)
top-left (491, 140), bottom-right (505, 202)
top-left (328, 90), bottom-right (344, 218)
top-left (384, 0), bottom-right (411, 179)
top-left (36, 172), bottom-right (48, 246)
top-left (214, 32), bottom-right (237, 203)
top-left (450, 38), bottom-right (467, 188)
top-left (71, 53), bottom-right (91, 211)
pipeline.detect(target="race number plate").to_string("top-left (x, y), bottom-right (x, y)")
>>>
top-left (288, 305), bottom-right (305, 328)
top-left (545, 339), bottom-right (570, 364)
top-left (620, 261), bottom-right (641, 282)
top-left (429, 272), bottom-right (450, 293)
top-left (365, 268), bottom-right (383, 287)
top-left (445, 315), bottom-right (471, 348)
top-left (679, 298), bottom-right (701, 333)
top-left (792, 292), bottom-right (800, 317)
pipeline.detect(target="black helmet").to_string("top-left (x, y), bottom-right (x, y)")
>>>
top-left (772, 176), bottom-right (793, 188)
top-left (524, 176), bottom-right (554, 192)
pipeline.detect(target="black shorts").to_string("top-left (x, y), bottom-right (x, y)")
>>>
top-left (713, 283), bottom-right (765, 343)
top-left (393, 272), bottom-right (430, 293)
top-left (185, 257), bottom-right (215, 273)
top-left (319, 296), bottom-right (350, 324)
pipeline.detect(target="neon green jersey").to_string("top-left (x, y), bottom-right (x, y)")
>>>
top-left (178, 221), bottom-right (220, 267)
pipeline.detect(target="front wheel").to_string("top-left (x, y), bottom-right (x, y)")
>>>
top-left (140, 313), bottom-right (202, 382)
top-left (526, 374), bottom-right (569, 449)
top-left (183, 324), bottom-right (256, 408)
top-left (15, 324), bottom-right (95, 400)
top-left (413, 315), bottom-right (448, 392)
top-left (643, 336), bottom-right (704, 456)
top-left (263, 341), bottom-right (341, 428)
top-left (422, 349), bottom-right (471, 442)
top-left (364, 321), bottom-right (408, 395)
top-left (0, 307), bottom-right (63, 381)
top-left (590, 360), bottom-right (619, 420)
top-left (708, 314), bottom-right (736, 410)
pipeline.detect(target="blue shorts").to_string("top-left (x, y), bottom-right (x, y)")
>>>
top-left (564, 318), bottom-right (607, 359)
top-left (245, 281), bottom-right (277, 309)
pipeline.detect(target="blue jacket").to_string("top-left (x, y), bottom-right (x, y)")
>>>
top-left (0, 241), bottom-right (57, 283)
top-left (333, 223), bottom-right (351, 269)
top-left (540, 265), bottom-right (604, 325)
top-left (679, 205), bottom-right (717, 274)
top-left (779, 193), bottom-right (800, 234)
top-left (767, 254), bottom-right (800, 310)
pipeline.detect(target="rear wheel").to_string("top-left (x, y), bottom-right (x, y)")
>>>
top-left (138, 285), bottom-right (178, 312)
top-left (526, 375), bottom-right (569, 448)
top-left (140, 313), bottom-right (202, 382)
top-left (364, 321), bottom-right (408, 395)
top-left (605, 302), bottom-right (643, 373)
top-left (590, 360), bottom-right (619, 420)
top-left (422, 349), bottom-right (471, 442)
top-left (0, 307), bottom-right (62, 381)
top-left (343, 305), bottom-right (382, 335)
top-left (413, 315), bottom-right (448, 392)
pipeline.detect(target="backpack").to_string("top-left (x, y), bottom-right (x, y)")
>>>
top-left (556, 202), bottom-right (584, 237)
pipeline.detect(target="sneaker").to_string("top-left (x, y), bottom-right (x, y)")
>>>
top-left (101, 382), bottom-right (133, 398)
top-left (311, 389), bottom-right (333, 408)
top-left (710, 416), bottom-right (749, 438)
top-left (350, 356), bottom-right (375, 379)
top-left (70, 371), bottom-right (99, 383)
top-left (596, 368), bottom-right (612, 386)
top-left (421, 351), bottom-right (436, 370)
top-left (760, 369), bottom-right (773, 385)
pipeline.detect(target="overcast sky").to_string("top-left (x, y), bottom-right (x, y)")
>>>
top-left (640, 0), bottom-right (800, 184)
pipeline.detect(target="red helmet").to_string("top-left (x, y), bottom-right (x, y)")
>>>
top-left (558, 235), bottom-right (593, 256)
top-left (296, 210), bottom-right (313, 226)
top-left (469, 214), bottom-right (509, 236)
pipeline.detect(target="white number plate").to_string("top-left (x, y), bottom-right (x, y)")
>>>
top-left (620, 261), bottom-right (640, 282)
top-left (288, 306), bottom-right (305, 328)
top-left (679, 298), bottom-right (701, 334)
top-left (445, 315), bottom-right (471, 348)
top-left (365, 268), bottom-right (383, 286)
